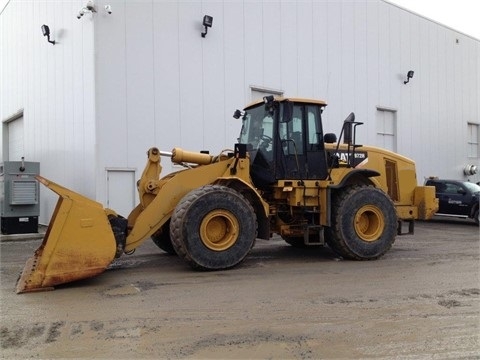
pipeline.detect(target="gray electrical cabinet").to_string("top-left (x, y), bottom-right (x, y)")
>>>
top-left (1, 161), bottom-right (40, 234)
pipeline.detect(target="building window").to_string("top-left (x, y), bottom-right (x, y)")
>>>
top-left (467, 123), bottom-right (479, 158)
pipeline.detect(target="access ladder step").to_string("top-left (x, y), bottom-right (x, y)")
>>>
top-left (304, 225), bottom-right (325, 246)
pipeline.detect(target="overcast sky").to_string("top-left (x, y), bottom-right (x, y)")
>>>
top-left (1, 0), bottom-right (479, 39)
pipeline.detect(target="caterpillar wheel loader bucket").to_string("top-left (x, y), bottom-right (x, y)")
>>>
top-left (16, 176), bottom-right (118, 294)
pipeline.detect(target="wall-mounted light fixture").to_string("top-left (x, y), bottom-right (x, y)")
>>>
top-left (77, 0), bottom-right (96, 19)
top-left (201, 15), bottom-right (213, 38)
top-left (41, 25), bottom-right (55, 45)
top-left (464, 164), bottom-right (478, 175)
top-left (403, 70), bottom-right (414, 84)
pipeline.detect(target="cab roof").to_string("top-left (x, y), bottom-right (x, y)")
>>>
top-left (244, 96), bottom-right (327, 110)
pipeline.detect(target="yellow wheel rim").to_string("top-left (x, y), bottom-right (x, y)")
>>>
top-left (354, 205), bottom-right (385, 242)
top-left (200, 210), bottom-right (239, 251)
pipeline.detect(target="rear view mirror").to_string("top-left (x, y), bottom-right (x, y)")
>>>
top-left (281, 101), bottom-right (292, 123)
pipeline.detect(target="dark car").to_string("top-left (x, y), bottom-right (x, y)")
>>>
top-left (425, 179), bottom-right (480, 225)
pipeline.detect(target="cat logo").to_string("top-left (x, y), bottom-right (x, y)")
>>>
top-left (335, 151), bottom-right (368, 167)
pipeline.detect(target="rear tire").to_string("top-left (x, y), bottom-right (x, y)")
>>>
top-left (151, 220), bottom-right (176, 255)
top-left (326, 185), bottom-right (397, 260)
top-left (170, 185), bottom-right (257, 270)
top-left (474, 209), bottom-right (479, 225)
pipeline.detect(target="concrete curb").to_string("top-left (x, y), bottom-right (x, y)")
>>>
top-left (0, 225), bottom-right (47, 242)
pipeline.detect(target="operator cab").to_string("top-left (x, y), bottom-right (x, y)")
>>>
top-left (236, 96), bottom-right (329, 189)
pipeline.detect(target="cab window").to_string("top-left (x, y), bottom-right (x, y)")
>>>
top-left (307, 105), bottom-right (324, 150)
top-left (279, 105), bottom-right (304, 155)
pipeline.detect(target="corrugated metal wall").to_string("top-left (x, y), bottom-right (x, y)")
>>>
top-left (1, 0), bottom-right (479, 223)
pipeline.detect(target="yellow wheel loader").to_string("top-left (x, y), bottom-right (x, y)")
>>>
top-left (16, 96), bottom-right (438, 293)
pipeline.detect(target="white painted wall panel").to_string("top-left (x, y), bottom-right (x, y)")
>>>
top-left (223, 2), bottom-right (247, 144)
top-left (397, 9), bottom-right (412, 153)
top-left (297, 1), bottom-right (314, 97)
top-left (178, 2), bottom-right (203, 152)
top-left (201, 2), bottom-right (227, 153)
top-left (340, 1), bottom-right (355, 114)
top-left (152, 1), bottom-right (181, 154)
top-left (244, 2), bottom-right (264, 99)
top-left (377, 1), bottom-right (390, 108)
top-left (97, 1), bottom-right (128, 162)
top-left (311, 2), bottom-right (328, 101)
top-left (426, 22), bottom-right (441, 174)
top-left (125, 2), bottom-right (155, 168)
top-left (387, 5), bottom-right (401, 111)
top-left (365, 0), bottom-right (380, 142)
top-left (352, 2), bottom-right (368, 141)
top-left (325, 1), bottom-right (343, 124)
top-left (279, 1), bottom-right (297, 95)
top-left (262, 2), bottom-right (281, 92)
top-left (94, 1), bottom-right (129, 203)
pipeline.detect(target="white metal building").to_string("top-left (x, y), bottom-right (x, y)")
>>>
top-left (1, 0), bottom-right (479, 224)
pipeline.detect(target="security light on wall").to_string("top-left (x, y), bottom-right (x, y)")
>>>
top-left (404, 70), bottom-right (414, 84)
top-left (201, 15), bottom-right (213, 37)
top-left (41, 25), bottom-right (55, 45)
top-left (77, 0), bottom-right (96, 19)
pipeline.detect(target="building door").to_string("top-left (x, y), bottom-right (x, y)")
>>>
top-left (3, 114), bottom-right (24, 161)
top-left (376, 108), bottom-right (397, 152)
top-left (106, 170), bottom-right (137, 218)
top-left (250, 86), bottom-right (283, 102)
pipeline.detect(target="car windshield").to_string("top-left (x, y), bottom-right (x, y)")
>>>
top-left (463, 181), bottom-right (480, 193)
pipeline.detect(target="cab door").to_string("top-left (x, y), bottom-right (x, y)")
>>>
top-left (304, 105), bottom-right (328, 180)
top-left (277, 105), bottom-right (306, 179)
top-left (276, 104), bottom-right (328, 180)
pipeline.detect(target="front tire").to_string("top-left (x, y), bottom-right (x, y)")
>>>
top-left (170, 185), bottom-right (257, 270)
top-left (326, 185), bottom-right (397, 260)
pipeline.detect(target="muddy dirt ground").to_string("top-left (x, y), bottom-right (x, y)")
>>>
top-left (1, 218), bottom-right (479, 359)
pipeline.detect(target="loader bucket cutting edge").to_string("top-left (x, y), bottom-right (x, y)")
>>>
top-left (16, 176), bottom-right (117, 294)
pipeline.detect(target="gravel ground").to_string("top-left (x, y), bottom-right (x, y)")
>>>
top-left (1, 218), bottom-right (479, 359)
